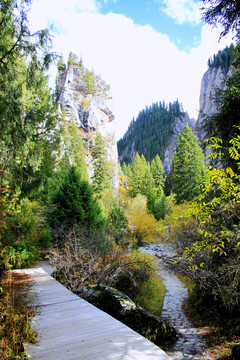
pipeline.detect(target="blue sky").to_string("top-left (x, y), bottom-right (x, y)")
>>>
top-left (29, 0), bottom-right (234, 139)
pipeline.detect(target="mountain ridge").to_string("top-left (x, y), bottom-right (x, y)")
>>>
top-left (117, 100), bottom-right (195, 174)
top-left (118, 45), bottom-right (234, 173)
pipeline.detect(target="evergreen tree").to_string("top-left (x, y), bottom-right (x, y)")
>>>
top-left (207, 44), bottom-right (235, 73)
top-left (146, 184), bottom-right (156, 215)
top-left (140, 155), bottom-right (154, 196)
top-left (0, 0), bottom-right (60, 197)
top-left (147, 185), bottom-right (168, 221)
top-left (61, 120), bottom-right (89, 181)
top-left (84, 69), bottom-right (95, 94)
top-left (171, 123), bottom-right (205, 204)
top-left (50, 166), bottom-right (104, 231)
top-left (0, 0), bottom-right (59, 271)
top-left (68, 52), bottom-right (78, 65)
top-left (122, 162), bottom-right (132, 177)
top-left (92, 131), bottom-right (111, 198)
top-left (79, 56), bottom-right (84, 70)
top-left (154, 194), bottom-right (168, 220)
top-left (202, 0), bottom-right (240, 40)
top-left (150, 155), bottom-right (165, 197)
top-left (129, 153), bottom-right (154, 198)
top-left (42, 120), bottom-right (89, 204)
top-left (128, 153), bottom-right (145, 197)
top-left (108, 203), bottom-right (128, 234)
top-left (57, 55), bottom-right (66, 71)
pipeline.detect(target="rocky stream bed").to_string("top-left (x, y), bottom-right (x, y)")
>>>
top-left (143, 243), bottom-right (214, 360)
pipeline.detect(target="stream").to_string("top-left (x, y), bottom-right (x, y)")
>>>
top-left (143, 243), bottom-right (213, 360)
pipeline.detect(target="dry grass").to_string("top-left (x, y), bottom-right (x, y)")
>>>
top-left (0, 272), bottom-right (36, 360)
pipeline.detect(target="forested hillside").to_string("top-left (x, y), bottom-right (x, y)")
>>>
top-left (117, 100), bottom-right (187, 165)
top-left (207, 44), bottom-right (235, 73)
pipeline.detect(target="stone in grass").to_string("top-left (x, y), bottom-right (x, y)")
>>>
top-left (74, 285), bottom-right (177, 347)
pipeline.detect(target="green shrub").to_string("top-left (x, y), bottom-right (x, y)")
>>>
top-left (0, 198), bottom-right (48, 270)
top-left (108, 203), bottom-right (128, 233)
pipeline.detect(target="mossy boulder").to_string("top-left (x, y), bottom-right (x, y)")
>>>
top-left (74, 285), bottom-right (177, 347)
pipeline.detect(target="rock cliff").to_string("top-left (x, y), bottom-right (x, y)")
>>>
top-left (194, 65), bottom-right (231, 161)
top-left (163, 65), bottom-right (229, 173)
top-left (57, 58), bottom-right (118, 188)
top-left (195, 66), bottom-right (230, 142)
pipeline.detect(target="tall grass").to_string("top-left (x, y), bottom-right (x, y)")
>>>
top-left (134, 274), bottom-right (166, 316)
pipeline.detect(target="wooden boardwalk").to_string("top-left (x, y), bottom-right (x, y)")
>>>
top-left (13, 266), bottom-right (172, 360)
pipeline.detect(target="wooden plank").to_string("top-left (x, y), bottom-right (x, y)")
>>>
top-left (13, 267), bottom-right (172, 360)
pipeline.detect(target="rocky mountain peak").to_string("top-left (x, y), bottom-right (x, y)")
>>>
top-left (57, 57), bottom-right (118, 188)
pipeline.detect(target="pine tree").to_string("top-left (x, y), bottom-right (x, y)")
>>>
top-left (61, 120), bottom-right (89, 181)
top-left (68, 52), bottom-right (78, 65)
top-left (129, 153), bottom-right (154, 197)
top-left (122, 162), bottom-right (132, 177)
top-left (92, 131), bottom-right (111, 198)
top-left (202, 0), bottom-right (240, 40)
top-left (147, 184), bottom-right (168, 220)
top-left (50, 166), bottom-right (104, 231)
top-left (84, 69), bottom-right (95, 94)
top-left (0, 0), bottom-right (60, 197)
top-left (171, 123), bottom-right (205, 204)
top-left (154, 194), bottom-right (168, 220)
top-left (150, 155), bottom-right (165, 197)
top-left (146, 184), bottom-right (156, 215)
top-left (57, 55), bottom-right (66, 71)
top-left (79, 56), bottom-right (84, 70)
top-left (0, 0), bottom-right (60, 271)
top-left (140, 155), bottom-right (154, 196)
top-left (128, 153), bottom-right (145, 197)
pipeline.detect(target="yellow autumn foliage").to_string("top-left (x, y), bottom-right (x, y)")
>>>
top-left (125, 195), bottom-right (160, 245)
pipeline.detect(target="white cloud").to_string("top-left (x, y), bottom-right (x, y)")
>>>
top-left (29, 2), bottom-right (234, 140)
top-left (159, 0), bottom-right (202, 25)
top-left (29, 0), bottom-right (101, 31)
